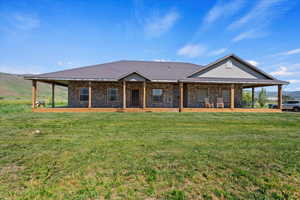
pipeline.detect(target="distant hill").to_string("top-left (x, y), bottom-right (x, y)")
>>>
top-left (0, 72), bottom-right (67, 101)
top-left (284, 91), bottom-right (300, 99)
top-left (245, 88), bottom-right (300, 100)
top-left (262, 91), bottom-right (300, 99)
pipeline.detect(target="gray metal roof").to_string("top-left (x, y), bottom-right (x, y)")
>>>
top-left (25, 55), bottom-right (288, 85)
top-left (26, 60), bottom-right (201, 81)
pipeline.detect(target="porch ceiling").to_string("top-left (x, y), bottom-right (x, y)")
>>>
top-left (180, 77), bottom-right (288, 85)
top-left (26, 75), bottom-right (289, 89)
top-left (32, 79), bottom-right (69, 87)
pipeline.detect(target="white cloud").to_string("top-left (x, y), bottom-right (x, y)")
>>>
top-left (57, 61), bottom-right (74, 67)
top-left (144, 10), bottom-right (179, 38)
top-left (247, 60), bottom-right (259, 66)
top-left (177, 44), bottom-right (206, 58)
top-left (228, 0), bottom-right (289, 30)
top-left (13, 13), bottom-right (40, 30)
top-left (270, 66), bottom-right (293, 76)
top-left (177, 45), bottom-right (228, 58)
top-left (203, 0), bottom-right (245, 25)
top-left (293, 63), bottom-right (300, 67)
top-left (232, 29), bottom-right (267, 42)
top-left (278, 48), bottom-right (300, 56)
top-left (153, 59), bottom-right (168, 62)
top-left (228, 0), bottom-right (291, 42)
top-left (209, 48), bottom-right (228, 56)
top-left (288, 80), bottom-right (300, 83)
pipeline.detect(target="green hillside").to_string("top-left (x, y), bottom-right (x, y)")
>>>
top-left (0, 72), bottom-right (67, 102)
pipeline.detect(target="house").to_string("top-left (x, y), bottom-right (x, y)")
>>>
top-left (25, 54), bottom-right (288, 112)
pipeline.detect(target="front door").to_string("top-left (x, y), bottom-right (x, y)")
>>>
top-left (131, 89), bottom-right (140, 107)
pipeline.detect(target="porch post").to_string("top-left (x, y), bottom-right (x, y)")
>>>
top-left (230, 84), bottom-right (235, 109)
top-left (251, 87), bottom-right (255, 108)
top-left (52, 83), bottom-right (55, 108)
top-left (88, 81), bottom-right (92, 108)
top-left (179, 82), bottom-right (184, 112)
top-left (32, 80), bottom-right (37, 108)
top-left (123, 80), bottom-right (126, 109)
top-left (278, 85), bottom-right (282, 110)
top-left (142, 81), bottom-right (146, 108)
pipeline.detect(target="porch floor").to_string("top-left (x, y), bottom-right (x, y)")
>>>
top-left (32, 107), bottom-right (282, 113)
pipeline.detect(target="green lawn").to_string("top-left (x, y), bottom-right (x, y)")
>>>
top-left (0, 103), bottom-right (300, 200)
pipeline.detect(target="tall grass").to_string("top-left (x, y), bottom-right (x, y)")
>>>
top-left (0, 100), bottom-right (31, 114)
top-left (0, 100), bottom-right (68, 113)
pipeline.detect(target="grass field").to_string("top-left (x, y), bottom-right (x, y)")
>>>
top-left (0, 102), bottom-right (300, 200)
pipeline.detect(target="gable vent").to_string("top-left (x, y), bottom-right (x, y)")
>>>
top-left (226, 60), bottom-right (233, 69)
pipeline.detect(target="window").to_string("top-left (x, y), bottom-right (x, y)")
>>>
top-left (222, 89), bottom-right (230, 103)
top-left (108, 88), bottom-right (119, 101)
top-left (197, 88), bottom-right (208, 102)
top-left (79, 88), bottom-right (89, 101)
top-left (152, 89), bottom-right (163, 103)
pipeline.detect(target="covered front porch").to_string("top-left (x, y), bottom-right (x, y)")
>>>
top-left (31, 80), bottom-right (283, 112)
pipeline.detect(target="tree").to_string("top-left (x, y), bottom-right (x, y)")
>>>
top-left (242, 91), bottom-right (252, 107)
top-left (258, 88), bottom-right (267, 108)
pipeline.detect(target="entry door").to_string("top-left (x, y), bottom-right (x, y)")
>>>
top-left (131, 89), bottom-right (140, 107)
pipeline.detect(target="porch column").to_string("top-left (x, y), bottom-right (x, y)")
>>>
top-left (32, 80), bottom-right (37, 108)
top-left (88, 81), bottom-right (92, 108)
top-left (51, 83), bottom-right (55, 108)
top-left (230, 84), bottom-right (235, 109)
top-left (142, 81), bottom-right (146, 108)
top-left (278, 85), bottom-right (282, 110)
top-left (179, 82), bottom-right (184, 112)
top-left (123, 80), bottom-right (126, 109)
top-left (251, 87), bottom-right (255, 108)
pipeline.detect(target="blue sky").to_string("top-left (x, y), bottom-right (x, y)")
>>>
top-left (0, 0), bottom-right (300, 90)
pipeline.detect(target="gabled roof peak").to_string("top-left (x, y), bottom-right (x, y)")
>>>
top-left (118, 71), bottom-right (150, 81)
top-left (187, 53), bottom-right (277, 81)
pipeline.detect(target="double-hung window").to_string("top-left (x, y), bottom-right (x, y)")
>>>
top-left (152, 89), bottom-right (163, 103)
top-left (79, 88), bottom-right (89, 101)
top-left (108, 88), bottom-right (119, 101)
top-left (222, 89), bottom-right (230, 103)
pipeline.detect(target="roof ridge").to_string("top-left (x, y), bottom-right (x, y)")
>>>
top-left (118, 60), bottom-right (201, 66)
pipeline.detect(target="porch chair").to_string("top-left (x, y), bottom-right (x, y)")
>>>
top-left (216, 97), bottom-right (224, 108)
top-left (35, 100), bottom-right (46, 107)
top-left (204, 98), bottom-right (214, 108)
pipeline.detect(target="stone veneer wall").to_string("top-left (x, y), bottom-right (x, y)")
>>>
top-left (146, 83), bottom-right (178, 108)
top-left (68, 81), bottom-right (123, 108)
top-left (68, 81), bottom-right (89, 107)
top-left (68, 81), bottom-right (178, 108)
top-left (68, 81), bottom-right (243, 108)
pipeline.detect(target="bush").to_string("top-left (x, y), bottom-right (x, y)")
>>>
top-left (258, 88), bottom-right (267, 108)
top-left (242, 91), bottom-right (252, 107)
